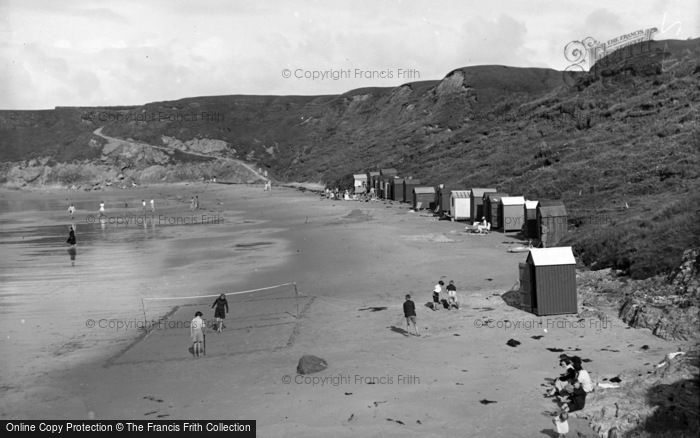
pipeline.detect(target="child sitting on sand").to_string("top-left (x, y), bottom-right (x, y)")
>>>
top-left (559, 381), bottom-right (587, 412)
top-left (552, 411), bottom-right (569, 437)
top-left (547, 356), bottom-right (576, 396)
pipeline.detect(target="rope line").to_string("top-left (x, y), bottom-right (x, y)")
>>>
top-left (142, 282), bottom-right (295, 301)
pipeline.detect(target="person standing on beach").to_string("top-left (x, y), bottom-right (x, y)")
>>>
top-left (99, 201), bottom-right (105, 217)
top-left (446, 280), bottom-right (458, 309)
top-left (66, 225), bottom-right (76, 246)
top-left (67, 203), bottom-right (75, 219)
top-left (552, 411), bottom-right (569, 437)
top-left (403, 294), bottom-right (418, 336)
top-left (195, 195), bottom-right (199, 210)
top-left (211, 293), bottom-right (229, 333)
top-left (190, 311), bottom-right (205, 357)
top-left (432, 281), bottom-right (444, 310)
top-left (150, 199), bottom-right (155, 212)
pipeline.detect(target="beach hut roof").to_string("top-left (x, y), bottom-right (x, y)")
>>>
top-left (528, 247), bottom-right (575, 266)
top-left (354, 174), bottom-right (368, 180)
top-left (414, 186), bottom-right (436, 194)
top-left (538, 200), bottom-right (567, 216)
top-left (380, 168), bottom-right (398, 175)
top-left (484, 192), bottom-right (508, 201)
top-left (470, 188), bottom-right (497, 197)
top-left (525, 200), bottom-right (539, 210)
top-left (368, 171), bottom-right (380, 176)
top-left (500, 196), bottom-right (526, 206)
top-left (451, 190), bottom-right (471, 198)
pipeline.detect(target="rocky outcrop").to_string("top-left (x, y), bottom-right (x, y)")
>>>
top-left (668, 248), bottom-right (700, 298)
top-left (161, 136), bottom-right (228, 155)
top-left (577, 249), bottom-right (700, 342)
top-left (618, 248), bottom-right (700, 341)
top-left (582, 349), bottom-right (699, 438)
top-left (618, 298), bottom-right (699, 341)
top-left (0, 159), bottom-right (264, 189)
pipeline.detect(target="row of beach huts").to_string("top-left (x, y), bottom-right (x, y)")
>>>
top-left (353, 169), bottom-right (568, 248)
top-left (353, 169), bottom-right (577, 317)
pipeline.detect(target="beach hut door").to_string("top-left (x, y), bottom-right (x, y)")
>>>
top-left (518, 263), bottom-right (532, 312)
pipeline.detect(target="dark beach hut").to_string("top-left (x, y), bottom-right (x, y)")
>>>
top-left (413, 186), bottom-right (436, 210)
top-left (403, 179), bottom-right (421, 204)
top-left (536, 200), bottom-right (568, 247)
top-left (470, 188), bottom-right (497, 222)
top-left (500, 196), bottom-right (526, 232)
top-left (524, 200), bottom-right (539, 237)
top-left (484, 192), bottom-right (508, 229)
top-left (379, 169), bottom-right (398, 199)
top-left (392, 178), bottom-right (406, 202)
top-left (383, 176), bottom-right (397, 199)
top-left (437, 185), bottom-right (463, 216)
top-left (368, 171), bottom-right (380, 194)
top-left (519, 247), bottom-right (577, 316)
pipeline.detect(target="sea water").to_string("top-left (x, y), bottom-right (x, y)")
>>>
top-left (0, 194), bottom-right (291, 405)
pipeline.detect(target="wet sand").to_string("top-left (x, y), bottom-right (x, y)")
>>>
top-left (0, 183), bottom-right (691, 437)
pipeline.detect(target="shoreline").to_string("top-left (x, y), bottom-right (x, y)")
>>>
top-left (0, 183), bottom-right (304, 418)
top-left (0, 183), bottom-right (695, 437)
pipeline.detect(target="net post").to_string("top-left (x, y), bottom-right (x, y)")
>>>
top-left (293, 282), bottom-right (299, 319)
top-left (141, 297), bottom-right (148, 326)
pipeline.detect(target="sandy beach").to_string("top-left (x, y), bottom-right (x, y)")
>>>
top-left (0, 183), bottom-right (692, 437)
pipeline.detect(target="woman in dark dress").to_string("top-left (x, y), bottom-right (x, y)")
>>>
top-left (211, 294), bottom-right (229, 333)
top-left (66, 225), bottom-right (76, 246)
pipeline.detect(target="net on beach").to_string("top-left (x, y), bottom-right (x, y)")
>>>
top-left (140, 282), bottom-right (303, 329)
top-left (111, 282), bottom-right (308, 364)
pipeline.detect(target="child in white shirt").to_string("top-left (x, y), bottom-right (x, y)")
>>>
top-left (552, 411), bottom-right (569, 437)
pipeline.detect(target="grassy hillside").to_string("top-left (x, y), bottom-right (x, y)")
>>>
top-left (1, 38), bottom-right (698, 278)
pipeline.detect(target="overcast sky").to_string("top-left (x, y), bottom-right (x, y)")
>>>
top-left (0, 0), bottom-right (697, 109)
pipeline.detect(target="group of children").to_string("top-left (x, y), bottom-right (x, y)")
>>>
top-left (401, 282), bottom-right (586, 436)
top-left (323, 187), bottom-right (354, 201)
top-left (546, 354), bottom-right (595, 437)
top-left (141, 199), bottom-right (156, 212)
top-left (68, 198), bottom-right (159, 218)
top-left (401, 279), bottom-right (461, 337)
top-left (431, 280), bottom-right (459, 310)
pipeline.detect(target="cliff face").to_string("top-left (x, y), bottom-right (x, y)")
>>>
top-left (1, 38), bottom-right (699, 278)
top-left (618, 248), bottom-right (700, 341)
